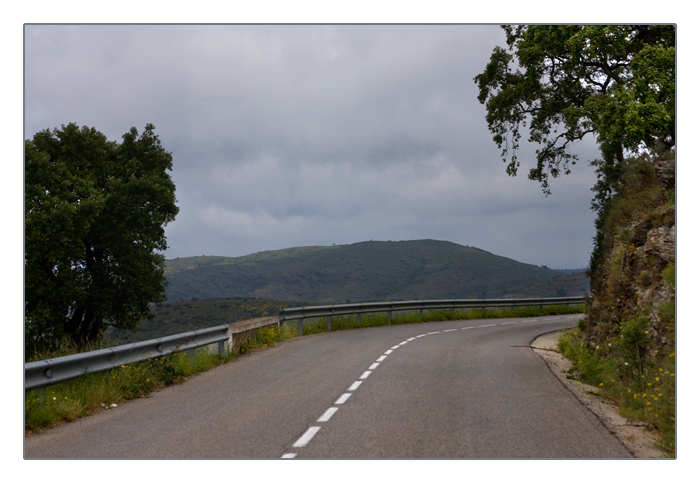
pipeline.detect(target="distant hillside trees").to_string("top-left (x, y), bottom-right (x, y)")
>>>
top-left (24, 123), bottom-right (179, 355)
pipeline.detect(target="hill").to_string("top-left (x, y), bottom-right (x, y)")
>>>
top-left (105, 297), bottom-right (300, 344)
top-left (163, 239), bottom-right (589, 303)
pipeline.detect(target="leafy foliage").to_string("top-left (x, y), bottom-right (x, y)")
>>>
top-left (474, 25), bottom-right (675, 201)
top-left (25, 123), bottom-right (178, 355)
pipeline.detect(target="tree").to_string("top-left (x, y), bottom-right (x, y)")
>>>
top-left (25, 123), bottom-right (179, 354)
top-left (474, 25), bottom-right (675, 207)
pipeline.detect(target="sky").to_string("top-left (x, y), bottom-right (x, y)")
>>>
top-left (23, 23), bottom-right (607, 269)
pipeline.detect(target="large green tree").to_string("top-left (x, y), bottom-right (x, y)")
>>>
top-left (474, 25), bottom-right (675, 207)
top-left (25, 123), bottom-right (179, 354)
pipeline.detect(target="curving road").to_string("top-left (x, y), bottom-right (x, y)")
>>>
top-left (24, 315), bottom-right (632, 459)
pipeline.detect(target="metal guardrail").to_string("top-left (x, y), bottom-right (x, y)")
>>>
top-left (24, 297), bottom-right (584, 391)
top-left (24, 316), bottom-right (282, 391)
top-left (24, 325), bottom-right (231, 391)
top-left (279, 296), bottom-right (585, 335)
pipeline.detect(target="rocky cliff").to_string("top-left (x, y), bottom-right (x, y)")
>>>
top-left (586, 152), bottom-right (675, 354)
top-left (565, 151), bottom-right (676, 455)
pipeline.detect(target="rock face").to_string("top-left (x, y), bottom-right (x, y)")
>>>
top-left (587, 153), bottom-right (675, 353)
top-left (577, 152), bottom-right (676, 457)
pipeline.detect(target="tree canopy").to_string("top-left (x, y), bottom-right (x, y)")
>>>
top-left (474, 25), bottom-right (675, 205)
top-left (25, 123), bottom-right (179, 354)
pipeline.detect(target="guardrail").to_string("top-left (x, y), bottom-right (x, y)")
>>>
top-left (24, 317), bottom-right (279, 391)
top-left (278, 296), bottom-right (585, 336)
top-left (25, 297), bottom-right (585, 391)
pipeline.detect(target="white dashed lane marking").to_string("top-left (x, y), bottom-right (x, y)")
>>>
top-left (281, 316), bottom-right (575, 457)
top-left (292, 426), bottom-right (320, 448)
top-left (317, 407), bottom-right (338, 422)
top-left (335, 393), bottom-right (352, 405)
top-left (348, 381), bottom-right (363, 391)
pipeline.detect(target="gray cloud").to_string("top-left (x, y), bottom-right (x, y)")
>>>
top-left (25, 24), bottom-right (601, 268)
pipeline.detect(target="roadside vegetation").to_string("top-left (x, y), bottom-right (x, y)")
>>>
top-left (558, 321), bottom-right (675, 456)
top-left (298, 304), bottom-right (583, 334)
top-left (25, 304), bottom-right (582, 433)
top-left (25, 348), bottom-right (237, 434)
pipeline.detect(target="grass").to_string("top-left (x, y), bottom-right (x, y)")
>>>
top-left (26, 304), bottom-right (583, 433)
top-left (25, 348), bottom-right (236, 434)
top-left (295, 304), bottom-right (584, 334)
top-left (558, 325), bottom-right (675, 457)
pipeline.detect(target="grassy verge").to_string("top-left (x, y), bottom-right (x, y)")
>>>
top-left (25, 348), bottom-right (237, 434)
top-left (299, 304), bottom-right (584, 334)
top-left (26, 304), bottom-right (582, 433)
top-left (557, 326), bottom-right (675, 456)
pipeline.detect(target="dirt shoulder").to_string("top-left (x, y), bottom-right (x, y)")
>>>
top-left (531, 330), bottom-right (664, 458)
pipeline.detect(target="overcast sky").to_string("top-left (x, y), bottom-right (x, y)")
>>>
top-left (25, 24), bottom-right (609, 269)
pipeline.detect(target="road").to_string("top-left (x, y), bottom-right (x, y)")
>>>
top-left (24, 315), bottom-right (632, 459)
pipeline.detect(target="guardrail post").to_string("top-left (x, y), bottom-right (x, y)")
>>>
top-left (387, 311), bottom-right (392, 324)
top-left (298, 319), bottom-right (304, 337)
top-left (327, 315), bottom-right (332, 332)
top-left (356, 313), bottom-right (361, 326)
top-left (218, 340), bottom-right (226, 356)
top-left (419, 308), bottom-right (424, 320)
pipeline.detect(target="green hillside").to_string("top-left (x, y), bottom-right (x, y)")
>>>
top-left (105, 297), bottom-right (300, 344)
top-left (164, 239), bottom-right (588, 303)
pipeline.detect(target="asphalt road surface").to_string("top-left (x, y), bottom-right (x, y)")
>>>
top-left (24, 315), bottom-right (633, 459)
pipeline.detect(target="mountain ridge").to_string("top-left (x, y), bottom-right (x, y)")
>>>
top-left (163, 239), bottom-right (589, 303)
